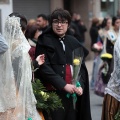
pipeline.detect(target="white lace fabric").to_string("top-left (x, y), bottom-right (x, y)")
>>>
top-left (0, 16), bottom-right (42, 120)
top-left (0, 17), bottom-right (17, 113)
top-left (105, 29), bottom-right (120, 101)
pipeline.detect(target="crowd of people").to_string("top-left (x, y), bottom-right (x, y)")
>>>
top-left (0, 9), bottom-right (91, 120)
top-left (0, 7), bottom-right (120, 120)
top-left (90, 16), bottom-right (120, 119)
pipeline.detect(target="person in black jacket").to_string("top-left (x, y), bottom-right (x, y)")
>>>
top-left (89, 17), bottom-right (100, 50)
top-left (35, 8), bottom-right (92, 120)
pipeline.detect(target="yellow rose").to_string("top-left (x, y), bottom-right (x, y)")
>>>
top-left (101, 53), bottom-right (112, 59)
top-left (40, 91), bottom-right (45, 96)
top-left (73, 59), bottom-right (80, 65)
top-left (40, 91), bottom-right (49, 101)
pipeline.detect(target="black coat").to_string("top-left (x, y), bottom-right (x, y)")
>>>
top-left (89, 25), bottom-right (99, 48)
top-left (35, 28), bottom-right (92, 120)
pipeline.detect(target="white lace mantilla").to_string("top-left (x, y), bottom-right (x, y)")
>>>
top-left (105, 31), bottom-right (120, 101)
top-left (0, 16), bottom-right (42, 120)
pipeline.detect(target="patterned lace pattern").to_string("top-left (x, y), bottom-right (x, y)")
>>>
top-left (105, 34), bottom-right (120, 101)
top-left (0, 16), bottom-right (42, 120)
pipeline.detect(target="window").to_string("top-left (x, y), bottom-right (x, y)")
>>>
top-left (101, 0), bottom-right (115, 17)
top-left (0, 0), bottom-right (9, 4)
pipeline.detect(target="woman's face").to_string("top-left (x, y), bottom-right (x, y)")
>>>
top-left (106, 19), bottom-right (112, 29)
top-left (34, 30), bottom-right (41, 40)
top-left (114, 19), bottom-right (120, 30)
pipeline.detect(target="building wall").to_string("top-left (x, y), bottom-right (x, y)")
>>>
top-left (115, 0), bottom-right (120, 16)
top-left (92, 0), bottom-right (101, 18)
top-left (0, 0), bottom-right (13, 33)
top-left (70, 0), bottom-right (101, 60)
top-left (13, 0), bottom-right (50, 20)
top-left (71, 0), bottom-right (91, 59)
top-left (50, 0), bottom-right (63, 12)
top-left (11, 0), bottom-right (101, 60)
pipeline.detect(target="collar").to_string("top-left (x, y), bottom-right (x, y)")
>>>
top-left (28, 39), bottom-right (37, 47)
top-left (59, 37), bottom-right (65, 41)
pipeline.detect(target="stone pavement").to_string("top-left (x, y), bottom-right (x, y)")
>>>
top-left (85, 60), bottom-right (103, 120)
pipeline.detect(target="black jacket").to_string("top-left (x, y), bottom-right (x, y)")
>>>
top-left (89, 25), bottom-right (99, 47)
top-left (35, 27), bottom-right (88, 89)
top-left (35, 27), bottom-right (92, 120)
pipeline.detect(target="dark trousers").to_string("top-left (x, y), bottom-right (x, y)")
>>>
top-left (43, 90), bottom-right (77, 120)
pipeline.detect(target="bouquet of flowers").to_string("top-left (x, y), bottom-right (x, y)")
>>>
top-left (67, 47), bottom-right (84, 109)
top-left (101, 53), bottom-right (112, 61)
top-left (32, 79), bottom-right (63, 114)
top-left (100, 53), bottom-right (113, 84)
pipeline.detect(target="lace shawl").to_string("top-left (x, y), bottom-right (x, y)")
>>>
top-left (105, 30), bottom-right (120, 101)
top-left (0, 17), bottom-right (17, 112)
top-left (0, 16), bottom-right (42, 120)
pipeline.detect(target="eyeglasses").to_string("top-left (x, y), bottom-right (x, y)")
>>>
top-left (52, 20), bottom-right (68, 26)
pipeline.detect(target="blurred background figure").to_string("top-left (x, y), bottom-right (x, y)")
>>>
top-left (98, 17), bottom-right (112, 44)
top-left (94, 17), bottom-right (113, 97)
top-left (101, 17), bottom-right (120, 120)
top-left (71, 12), bottom-right (87, 45)
top-left (25, 23), bottom-right (41, 60)
top-left (90, 17), bottom-right (100, 50)
top-left (89, 17), bottom-right (101, 89)
top-left (74, 13), bottom-right (87, 45)
top-left (28, 19), bottom-right (36, 26)
top-left (117, 9), bottom-right (120, 17)
top-left (102, 16), bottom-right (120, 84)
top-left (36, 14), bottom-right (49, 34)
top-left (106, 16), bottom-right (120, 55)
top-left (69, 12), bottom-right (82, 43)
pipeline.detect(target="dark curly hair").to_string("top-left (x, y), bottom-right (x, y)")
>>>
top-left (100, 18), bottom-right (111, 28)
top-left (50, 8), bottom-right (71, 26)
top-left (25, 24), bottom-right (38, 40)
top-left (112, 16), bottom-right (120, 26)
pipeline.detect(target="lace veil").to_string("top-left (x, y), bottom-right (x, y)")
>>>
top-left (104, 28), bottom-right (120, 101)
top-left (0, 17), bottom-right (18, 112)
top-left (0, 16), bottom-right (41, 120)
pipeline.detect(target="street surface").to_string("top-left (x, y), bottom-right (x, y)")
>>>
top-left (85, 60), bottom-right (103, 120)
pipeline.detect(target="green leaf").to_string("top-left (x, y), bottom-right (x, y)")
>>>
top-left (32, 79), bottom-right (63, 114)
top-left (114, 109), bottom-right (120, 120)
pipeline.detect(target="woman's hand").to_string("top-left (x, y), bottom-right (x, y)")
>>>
top-left (36, 54), bottom-right (45, 65)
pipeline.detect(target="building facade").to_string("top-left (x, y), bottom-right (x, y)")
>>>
top-left (0, 0), bottom-right (120, 59)
top-left (0, 0), bottom-right (12, 33)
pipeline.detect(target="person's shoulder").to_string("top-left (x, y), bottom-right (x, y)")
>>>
top-left (37, 34), bottom-right (52, 47)
top-left (66, 34), bottom-right (89, 57)
top-left (66, 34), bottom-right (80, 43)
top-left (38, 32), bottom-right (52, 45)
top-left (37, 28), bottom-right (55, 48)
top-left (66, 34), bottom-right (76, 39)
top-left (66, 34), bottom-right (81, 48)
top-left (90, 27), bottom-right (98, 31)
top-left (38, 27), bottom-right (53, 40)
top-left (39, 33), bottom-right (51, 40)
